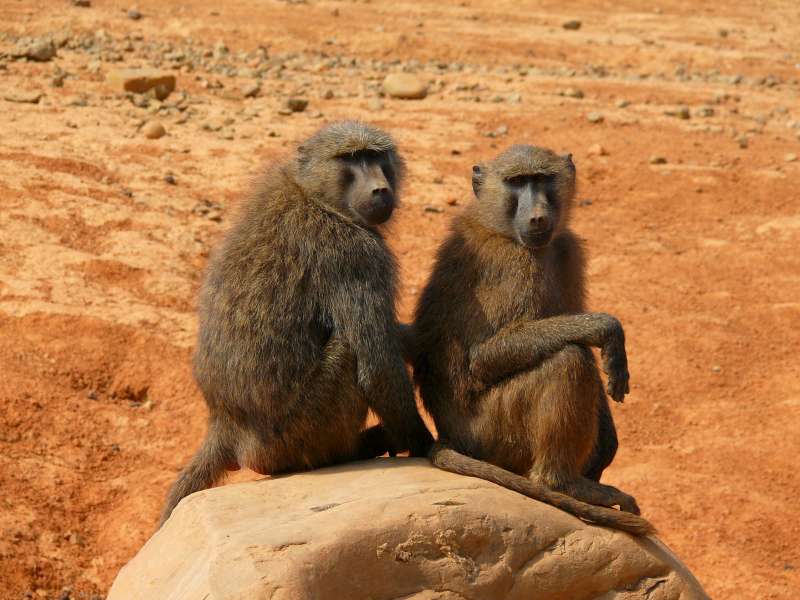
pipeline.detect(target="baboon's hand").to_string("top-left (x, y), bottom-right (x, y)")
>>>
top-left (599, 318), bottom-right (630, 402)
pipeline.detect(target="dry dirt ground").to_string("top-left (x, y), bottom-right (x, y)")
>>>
top-left (1, 1), bottom-right (798, 598)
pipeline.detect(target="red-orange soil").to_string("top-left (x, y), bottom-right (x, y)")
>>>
top-left (1, 1), bottom-right (798, 598)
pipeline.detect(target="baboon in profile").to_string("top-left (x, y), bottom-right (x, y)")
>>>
top-left (160, 121), bottom-right (433, 525)
top-left (410, 145), bottom-right (653, 535)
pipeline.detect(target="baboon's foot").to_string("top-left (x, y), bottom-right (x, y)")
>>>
top-left (356, 424), bottom-right (395, 459)
top-left (557, 477), bottom-right (641, 515)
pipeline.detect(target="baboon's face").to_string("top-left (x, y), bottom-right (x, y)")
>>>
top-left (472, 148), bottom-right (575, 249)
top-left (501, 172), bottom-right (560, 248)
top-left (339, 150), bottom-right (398, 227)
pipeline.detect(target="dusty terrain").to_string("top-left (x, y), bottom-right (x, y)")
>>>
top-left (0, 1), bottom-right (798, 598)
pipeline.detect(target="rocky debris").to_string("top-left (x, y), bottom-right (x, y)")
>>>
top-left (560, 88), bottom-right (584, 99)
top-left (616, 98), bottom-right (630, 108)
top-left (240, 81), bottom-right (261, 98)
top-left (286, 97), bottom-right (308, 112)
top-left (4, 91), bottom-right (43, 104)
top-left (192, 198), bottom-right (223, 221)
top-left (13, 38), bottom-right (57, 62)
top-left (483, 124), bottom-right (508, 138)
top-left (107, 69), bottom-right (176, 100)
top-left (108, 460), bottom-right (708, 600)
top-left (588, 143), bottom-right (608, 156)
top-left (142, 121), bottom-right (166, 139)
top-left (383, 73), bottom-right (428, 99)
top-left (785, 153), bottom-right (798, 163)
top-left (650, 155), bottom-right (668, 165)
top-left (694, 106), bottom-right (715, 118)
top-left (562, 19), bottom-right (582, 30)
top-left (665, 105), bottom-right (691, 120)
top-left (72, 0), bottom-right (91, 5)
top-left (127, 8), bottom-right (142, 20)
top-left (587, 111), bottom-right (604, 123)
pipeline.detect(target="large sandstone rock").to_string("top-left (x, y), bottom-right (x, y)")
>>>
top-left (109, 459), bottom-right (707, 600)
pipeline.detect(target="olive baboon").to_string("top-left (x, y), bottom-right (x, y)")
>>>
top-left (410, 145), bottom-right (653, 535)
top-left (160, 121), bottom-right (433, 525)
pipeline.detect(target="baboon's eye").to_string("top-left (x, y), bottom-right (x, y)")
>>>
top-left (506, 175), bottom-right (527, 187)
top-left (341, 167), bottom-right (355, 188)
top-left (381, 164), bottom-right (396, 188)
top-left (506, 194), bottom-right (519, 217)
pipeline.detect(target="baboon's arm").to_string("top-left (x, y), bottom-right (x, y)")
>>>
top-left (469, 313), bottom-right (630, 402)
top-left (330, 278), bottom-right (433, 456)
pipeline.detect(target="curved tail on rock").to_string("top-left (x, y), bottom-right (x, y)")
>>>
top-left (429, 442), bottom-right (654, 536)
top-left (159, 433), bottom-right (231, 528)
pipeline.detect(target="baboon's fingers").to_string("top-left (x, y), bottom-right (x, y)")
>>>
top-left (617, 493), bottom-right (641, 515)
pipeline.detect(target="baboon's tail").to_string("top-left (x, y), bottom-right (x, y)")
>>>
top-left (429, 442), bottom-right (654, 536)
top-left (159, 433), bottom-right (230, 527)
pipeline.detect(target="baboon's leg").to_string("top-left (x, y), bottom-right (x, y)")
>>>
top-left (160, 419), bottom-right (237, 526)
top-left (583, 394), bottom-right (618, 482)
top-left (527, 344), bottom-right (640, 515)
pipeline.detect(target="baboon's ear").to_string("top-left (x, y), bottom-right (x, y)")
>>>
top-left (471, 164), bottom-right (485, 197)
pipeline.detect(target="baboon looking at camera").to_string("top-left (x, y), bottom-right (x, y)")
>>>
top-left (160, 121), bottom-right (433, 525)
top-left (410, 145), bottom-right (653, 535)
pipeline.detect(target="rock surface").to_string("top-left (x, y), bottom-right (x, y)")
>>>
top-left (108, 460), bottom-right (707, 600)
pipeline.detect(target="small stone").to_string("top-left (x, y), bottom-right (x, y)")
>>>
top-left (587, 144), bottom-right (608, 156)
top-left (711, 365), bottom-right (722, 373)
top-left (127, 8), bottom-right (142, 20)
top-left (241, 81), bottom-right (261, 98)
top-left (143, 121), bottom-right (166, 139)
top-left (579, 199), bottom-right (593, 207)
top-left (164, 174), bottom-right (177, 185)
top-left (615, 99), bottom-right (630, 108)
top-left (785, 153), bottom-right (798, 163)
top-left (108, 69), bottom-right (176, 99)
top-left (432, 176), bottom-right (444, 184)
top-left (383, 73), bottom-right (428, 100)
top-left (562, 20), bottom-right (582, 30)
top-left (322, 89), bottom-right (334, 100)
top-left (51, 73), bottom-right (66, 88)
top-left (446, 198), bottom-right (458, 206)
top-left (72, 0), bottom-right (91, 5)
top-left (424, 206), bottom-right (444, 214)
top-left (4, 91), bottom-right (42, 104)
top-left (718, 28), bottom-right (728, 38)
top-left (87, 390), bottom-right (98, 400)
top-left (16, 39), bottom-right (57, 62)
top-left (277, 107), bottom-right (293, 116)
top-left (286, 98), bottom-right (308, 113)
top-left (694, 106), bottom-right (715, 118)
top-left (665, 106), bottom-right (691, 120)
top-left (367, 97), bottom-right (384, 111)
top-left (737, 136), bottom-right (748, 149)
top-left (586, 112), bottom-right (604, 124)
top-left (562, 88), bottom-right (584, 99)
top-left (649, 155), bottom-right (667, 165)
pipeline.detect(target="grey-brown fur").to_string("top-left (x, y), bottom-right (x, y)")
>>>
top-left (411, 145), bottom-right (653, 535)
top-left (160, 121), bottom-right (432, 526)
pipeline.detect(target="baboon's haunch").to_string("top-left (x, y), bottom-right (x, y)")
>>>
top-left (160, 121), bottom-right (432, 525)
top-left (411, 145), bottom-right (653, 535)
